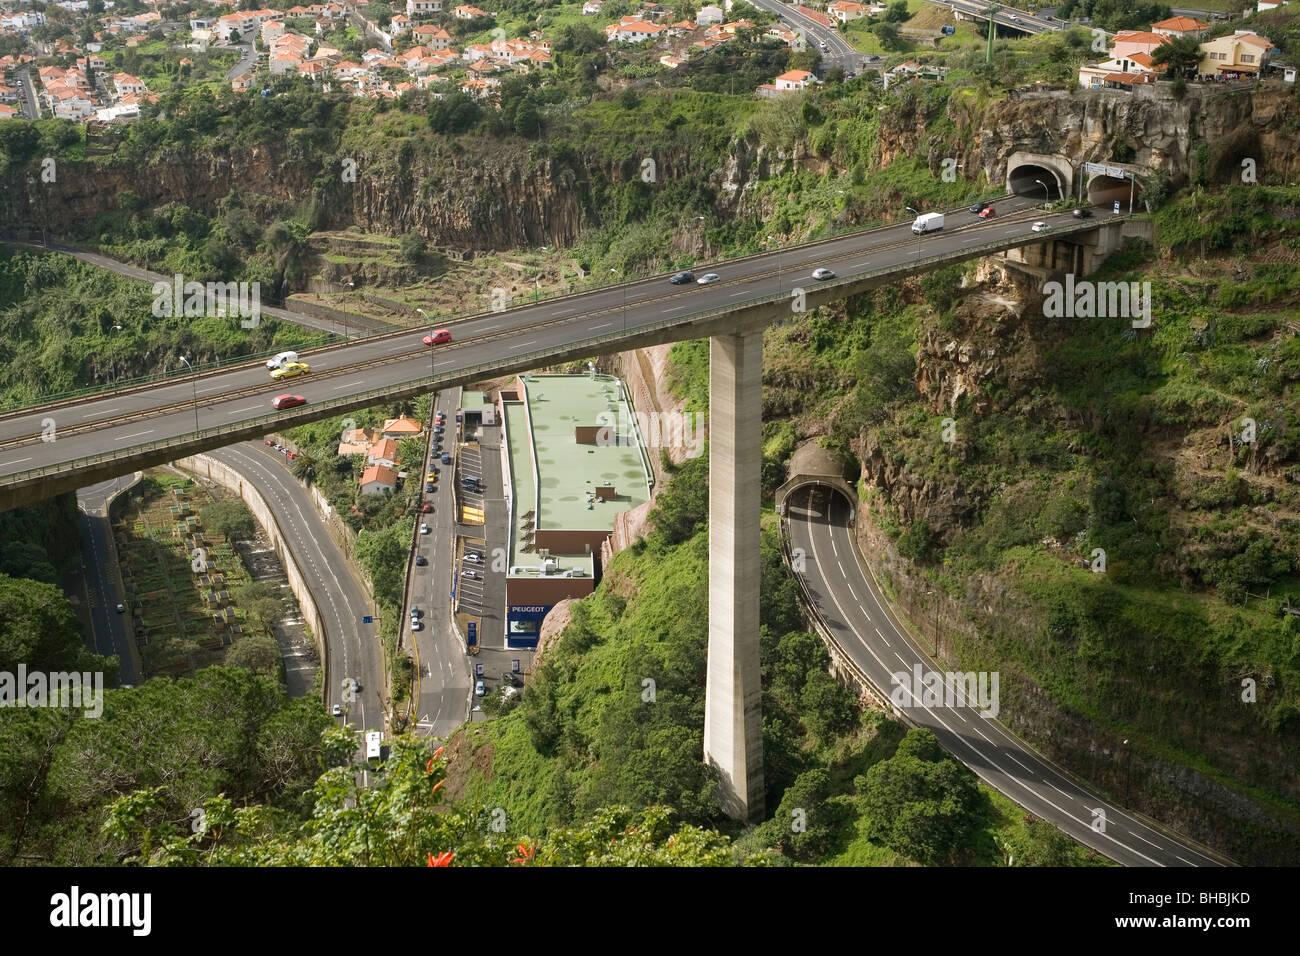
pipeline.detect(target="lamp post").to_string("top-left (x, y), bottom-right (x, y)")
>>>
top-left (924, 589), bottom-right (939, 656)
top-left (110, 324), bottom-right (123, 385)
top-left (1122, 738), bottom-right (1131, 802)
top-left (345, 280), bottom-right (354, 341)
top-left (178, 355), bottom-right (199, 432)
top-left (766, 234), bottom-right (782, 293)
top-left (609, 268), bottom-right (627, 334)
top-left (1035, 178), bottom-right (1049, 204)
top-left (905, 206), bottom-right (918, 225)
top-left (417, 308), bottom-right (435, 379)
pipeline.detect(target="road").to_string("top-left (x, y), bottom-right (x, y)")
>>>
top-left (786, 485), bottom-right (1226, 867)
top-left (14, 68), bottom-right (38, 119)
top-left (944, 0), bottom-right (1059, 35)
top-left (0, 193), bottom-right (1100, 488)
top-left (220, 41), bottom-right (257, 83)
top-left (204, 442), bottom-right (385, 731)
top-left (407, 388), bottom-right (473, 740)
top-left (76, 474), bottom-right (140, 684)
top-left (748, 0), bottom-right (863, 73)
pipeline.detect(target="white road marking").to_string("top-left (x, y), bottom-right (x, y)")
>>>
top-left (591, 322), bottom-right (613, 330)
top-left (334, 381), bottom-right (357, 389)
top-left (228, 405), bottom-right (261, 415)
top-left (552, 308), bottom-right (575, 316)
top-left (662, 306), bottom-right (685, 313)
top-left (117, 430), bottom-right (154, 440)
top-left (84, 407), bottom-right (119, 418)
top-left (513, 340), bottom-right (537, 350)
top-left (2, 457), bottom-right (33, 466)
top-left (196, 384), bottom-right (227, 394)
top-left (729, 291), bottom-right (749, 297)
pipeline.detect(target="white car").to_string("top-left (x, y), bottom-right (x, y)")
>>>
top-left (419, 523), bottom-right (430, 534)
top-left (811, 268), bottom-right (836, 281)
top-left (696, 273), bottom-right (720, 285)
top-left (1031, 221), bottom-right (1050, 233)
top-left (411, 619), bottom-right (422, 631)
top-left (331, 704), bottom-right (342, 716)
top-left (464, 552), bottom-right (482, 563)
top-left (463, 568), bottom-right (480, 579)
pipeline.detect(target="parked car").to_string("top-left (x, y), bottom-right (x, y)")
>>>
top-left (332, 703), bottom-right (342, 716)
top-left (410, 606), bottom-right (421, 619)
top-left (464, 552), bottom-right (482, 563)
top-left (411, 619), bottom-right (422, 631)
top-left (669, 271), bottom-right (695, 285)
top-left (696, 273), bottom-right (720, 285)
top-left (270, 361), bottom-right (310, 380)
top-left (441, 453), bottom-right (452, 464)
top-left (811, 268), bottom-right (836, 280)
top-left (463, 568), bottom-right (479, 579)
top-left (1072, 207), bottom-right (1093, 219)
top-left (115, 603), bottom-right (125, 614)
top-left (425, 482), bottom-right (435, 493)
top-left (475, 680), bottom-right (485, 696)
top-left (423, 329), bottom-right (452, 346)
top-left (420, 503), bottom-right (433, 514)
top-left (978, 206), bottom-right (995, 219)
top-left (419, 523), bottom-right (430, 534)
top-left (415, 554), bottom-right (427, 566)
top-left (1031, 221), bottom-right (1051, 233)
top-left (271, 394), bottom-right (307, 410)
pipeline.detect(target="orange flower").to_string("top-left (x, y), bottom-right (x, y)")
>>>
top-left (427, 851), bottom-right (454, 867)
top-left (510, 842), bottom-right (534, 864)
top-left (425, 747), bottom-right (444, 774)
top-left (432, 779), bottom-right (445, 795)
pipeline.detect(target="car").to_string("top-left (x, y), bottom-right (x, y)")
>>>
top-left (462, 568), bottom-right (480, 580)
top-left (426, 471), bottom-right (438, 481)
top-left (331, 704), bottom-right (342, 716)
top-left (969, 202), bottom-right (990, 214)
top-left (464, 552), bottom-right (482, 563)
top-left (434, 424), bottom-right (444, 434)
top-left (811, 268), bottom-right (836, 281)
top-left (115, 603), bottom-right (125, 614)
top-left (420, 503), bottom-right (433, 514)
top-left (270, 361), bottom-right (310, 380)
top-left (441, 453), bottom-right (452, 464)
top-left (978, 206), bottom-right (995, 219)
top-left (415, 554), bottom-right (427, 566)
top-left (271, 394), bottom-right (307, 410)
top-left (425, 482), bottom-right (435, 493)
top-left (410, 606), bottom-right (421, 619)
top-left (419, 523), bottom-right (430, 534)
top-left (423, 329), bottom-right (452, 346)
top-left (1009, 14), bottom-right (1020, 21)
top-left (286, 450), bottom-right (296, 459)
top-left (1072, 207), bottom-right (1093, 219)
top-left (264, 438), bottom-right (275, 446)
top-left (1031, 221), bottom-right (1050, 233)
top-left (411, 619), bottom-right (422, 631)
top-left (475, 680), bottom-right (485, 696)
top-left (669, 271), bottom-right (695, 285)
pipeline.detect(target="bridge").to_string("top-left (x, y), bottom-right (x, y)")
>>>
top-left (0, 194), bottom-right (1136, 822)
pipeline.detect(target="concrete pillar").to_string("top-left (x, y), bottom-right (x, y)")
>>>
top-left (704, 328), bottom-right (765, 821)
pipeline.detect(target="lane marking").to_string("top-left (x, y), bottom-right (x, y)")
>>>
top-left (1, 457), bottom-right (33, 466)
top-left (85, 407), bottom-right (120, 418)
top-left (228, 405), bottom-right (261, 415)
top-left (591, 322), bottom-right (613, 330)
top-left (334, 381), bottom-right (358, 389)
top-left (662, 306), bottom-right (686, 313)
top-left (552, 308), bottom-right (575, 316)
top-left (117, 430), bottom-right (154, 440)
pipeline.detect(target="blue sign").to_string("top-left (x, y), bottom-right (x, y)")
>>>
top-left (467, 622), bottom-right (477, 647)
top-left (475, 662), bottom-right (484, 677)
top-left (362, 615), bottom-right (373, 624)
top-left (512, 658), bottom-right (520, 673)
top-left (1113, 200), bottom-right (1120, 214)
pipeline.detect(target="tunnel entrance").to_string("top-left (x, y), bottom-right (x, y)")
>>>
top-left (1086, 174), bottom-right (1142, 211)
top-left (775, 441), bottom-right (858, 518)
top-left (1008, 164), bottom-right (1065, 200)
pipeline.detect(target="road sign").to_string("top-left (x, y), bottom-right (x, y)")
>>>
top-left (468, 622), bottom-right (477, 647)
top-left (362, 615), bottom-right (373, 624)
top-left (1113, 200), bottom-right (1120, 214)
top-left (512, 658), bottom-right (520, 673)
top-left (1084, 161), bottom-right (1127, 179)
top-left (475, 661), bottom-right (484, 677)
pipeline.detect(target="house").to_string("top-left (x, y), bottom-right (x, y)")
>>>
top-left (413, 24), bottom-right (453, 49)
top-left (459, 76), bottom-right (500, 98)
top-left (339, 427), bottom-right (379, 456)
top-left (232, 73), bottom-right (254, 91)
top-left (606, 19), bottom-right (666, 43)
top-left (696, 4), bottom-right (724, 24)
top-left (367, 438), bottom-right (401, 469)
top-left (50, 87), bottom-right (95, 120)
top-left (582, 0), bottom-right (603, 12)
top-left (1101, 70), bottom-right (1157, 90)
top-left (114, 72), bottom-right (146, 96)
top-left (1078, 52), bottom-right (1164, 88)
top-left (390, 13), bottom-right (413, 34)
top-left (773, 68), bottom-right (814, 90)
top-left (1257, 0), bottom-right (1289, 10)
top-left (660, 53), bottom-right (684, 68)
top-left (406, 0), bottom-right (444, 15)
top-left (270, 53), bottom-right (304, 74)
top-left (382, 413), bottom-right (423, 439)
top-left (1199, 30), bottom-right (1273, 76)
top-left (298, 59), bottom-right (334, 81)
top-left (359, 464), bottom-right (399, 495)
top-left (189, 27), bottom-right (214, 51)
top-left (1150, 15), bottom-right (1209, 39)
top-left (262, 20), bottom-right (286, 44)
top-left (1109, 30), bottom-right (1169, 61)
top-left (828, 0), bottom-right (868, 23)
top-left (767, 25), bottom-right (798, 46)
top-left (0, 103), bottom-right (17, 118)
top-left (453, 4), bottom-right (491, 19)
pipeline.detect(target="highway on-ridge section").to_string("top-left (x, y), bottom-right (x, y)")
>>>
top-left (203, 442), bottom-right (385, 731)
top-left (0, 194), bottom-right (1088, 487)
top-left (787, 486), bottom-right (1227, 867)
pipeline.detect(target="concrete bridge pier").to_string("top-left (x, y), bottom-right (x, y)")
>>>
top-left (704, 327), bottom-right (765, 822)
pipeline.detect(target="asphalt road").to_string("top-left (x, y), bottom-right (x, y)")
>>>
top-left (0, 193), bottom-right (1089, 483)
top-left (14, 68), bottom-right (38, 119)
top-left (76, 474), bottom-right (140, 684)
top-left (749, 0), bottom-right (862, 73)
top-left (787, 485), bottom-right (1225, 867)
top-left (204, 442), bottom-right (385, 731)
top-left (944, 0), bottom-right (1059, 34)
top-left (407, 388), bottom-right (474, 740)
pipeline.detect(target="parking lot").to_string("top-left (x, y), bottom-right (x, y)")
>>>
top-left (454, 538), bottom-right (486, 616)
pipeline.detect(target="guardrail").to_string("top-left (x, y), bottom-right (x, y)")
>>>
top-left (1, 215), bottom-right (1118, 488)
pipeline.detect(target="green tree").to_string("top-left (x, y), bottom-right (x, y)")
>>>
top-left (1150, 35), bottom-right (1202, 78)
top-left (884, 0), bottom-right (910, 22)
top-left (223, 635), bottom-right (282, 677)
top-left (873, 21), bottom-right (905, 50)
top-left (203, 498), bottom-right (256, 542)
top-left (398, 230), bottom-right (427, 262)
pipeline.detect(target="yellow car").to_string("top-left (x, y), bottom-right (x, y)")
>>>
top-left (270, 361), bottom-right (310, 380)
top-left (425, 471), bottom-right (438, 482)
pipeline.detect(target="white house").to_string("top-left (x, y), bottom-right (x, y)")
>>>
top-left (359, 464), bottom-right (399, 496)
top-left (582, 0), bottom-right (603, 12)
top-left (828, 1), bottom-right (868, 23)
top-left (406, 0), bottom-right (444, 15)
top-left (606, 19), bottom-right (666, 43)
top-left (696, 4), bottom-right (724, 24)
top-left (774, 68), bottom-right (814, 90)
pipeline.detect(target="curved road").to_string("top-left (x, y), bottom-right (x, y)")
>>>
top-left (203, 442), bottom-right (386, 731)
top-left (77, 473), bottom-right (140, 684)
top-left (786, 485), bottom-right (1227, 867)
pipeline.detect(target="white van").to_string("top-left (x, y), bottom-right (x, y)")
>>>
top-left (266, 350), bottom-right (299, 370)
top-left (911, 213), bottom-right (944, 235)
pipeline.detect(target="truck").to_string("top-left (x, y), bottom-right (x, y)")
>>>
top-left (911, 212), bottom-right (944, 235)
top-left (365, 730), bottom-right (382, 760)
top-left (266, 350), bottom-right (299, 370)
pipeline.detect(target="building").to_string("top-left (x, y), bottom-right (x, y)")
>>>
top-left (696, 4), bottom-right (724, 24)
top-left (774, 68), bottom-right (814, 90)
top-left (1109, 30), bottom-right (1169, 61)
top-left (828, 0), bottom-right (868, 23)
top-left (1199, 30), bottom-right (1273, 77)
top-left (382, 413), bottom-right (423, 439)
top-left (497, 373), bottom-right (654, 648)
top-left (452, 4), bottom-right (491, 18)
top-left (367, 438), bottom-right (401, 469)
top-left (1150, 15), bottom-right (1209, 39)
top-left (406, 0), bottom-right (445, 14)
top-left (606, 18), bottom-right (666, 43)
top-left (359, 464), bottom-right (399, 495)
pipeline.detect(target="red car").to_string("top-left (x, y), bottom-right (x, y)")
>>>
top-left (423, 329), bottom-right (452, 346)
top-left (978, 206), bottom-right (995, 219)
top-left (271, 394), bottom-right (307, 410)
top-left (421, 503), bottom-right (434, 513)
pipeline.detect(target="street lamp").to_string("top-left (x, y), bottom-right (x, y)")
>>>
top-left (417, 308), bottom-right (435, 379)
top-left (178, 356), bottom-right (199, 432)
top-left (1122, 738), bottom-right (1131, 802)
top-left (110, 325), bottom-right (123, 385)
top-left (609, 268), bottom-right (627, 334)
top-left (924, 589), bottom-right (939, 656)
top-left (1035, 178), bottom-right (1050, 203)
top-left (766, 234), bottom-right (782, 293)
top-left (344, 280), bottom-right (355, 341)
